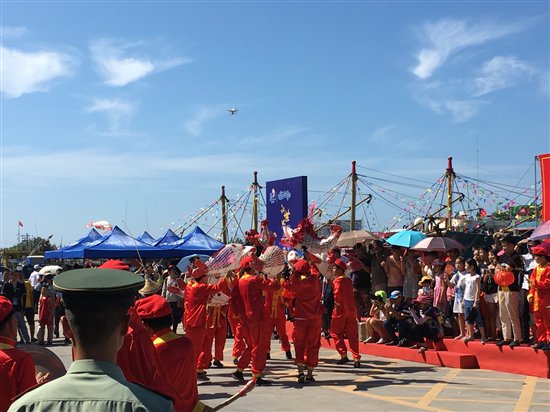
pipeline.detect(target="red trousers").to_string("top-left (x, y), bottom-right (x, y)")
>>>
top-left (197, 316), bottom-right (228, 370)
top-left (236, 319), bottom-right (267, 376)
top-left (293, 318), bottom-right (322, 368)
top-left (534, 308), bottom-right (550, 343)
top-left (264, 316), bottom-right (291, 353)
top-left (229, 316), bottom-right (245, 359)
top-left (184, 325), bottom-right (206, 369)
top-left (330, 316), bottom-right (360, 360)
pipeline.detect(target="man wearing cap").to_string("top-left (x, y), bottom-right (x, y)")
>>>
top-left (182, 260), bottom-right (228, 380)
top-left (527, 243), bottom-right (550, 350)
top-left (330, 259), bottom-right (361, 368)
top-left (9, 268), bottom-right (174, 411)
top-left (283, 258), bottom-right (323, 383)
top-left (136, 294), bottom-right (210, 412)
top-left (231, 255), bottom-right (278, 386)
top-left (383, 290), bottom-right (409, 345)
top-left (0, 296), bottom-right (47, 412)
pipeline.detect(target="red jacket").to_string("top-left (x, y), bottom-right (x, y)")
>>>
top-left (152, 328), bottom-right (199, 412)
top-left (263, 278), bottom-right (286, 320)
top-left (332, 276), bottom-right (356, 318)
top-left (528, 264), bottom-right (550, 312)
top-left (283, 274), bottom-right (322, 320)
top-left (238, 273), bottom-right (279, 322)
top-left (0, 336), bottom-right (37, 412)
top-left (184, 279), bottom-right (226, 328)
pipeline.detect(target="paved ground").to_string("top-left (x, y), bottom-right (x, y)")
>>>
top-left (43, 335), bottom-right (549, 412)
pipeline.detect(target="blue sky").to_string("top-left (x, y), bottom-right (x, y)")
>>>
top-left (1, 1), bottom-right (548, 247)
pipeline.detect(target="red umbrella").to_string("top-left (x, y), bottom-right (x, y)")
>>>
top-left (529, 220), bottom-right (550, 241)
top-left (411, 236), bottom-right (465, 252)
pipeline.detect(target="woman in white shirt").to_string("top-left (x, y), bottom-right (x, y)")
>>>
top-left (459, 258), bottom-right (487, 343)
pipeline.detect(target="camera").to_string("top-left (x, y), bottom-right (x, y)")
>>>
top-left (370, 294), bottom-right (384, 304)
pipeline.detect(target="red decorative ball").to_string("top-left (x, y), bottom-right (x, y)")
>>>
top-left (494, 270), bottom-right (515, 287)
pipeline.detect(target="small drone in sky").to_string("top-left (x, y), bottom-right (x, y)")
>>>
top-left (228, 108), bottom-right (239, 115)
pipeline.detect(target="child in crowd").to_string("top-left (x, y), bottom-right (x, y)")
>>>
top-left (450, 257), bottom-right (467, 340)
top-left (482, 250), bottom-right (500, 341)
top-left (418, 276), bottom-right (434, 300)
top-left (459, 259), bottom-right (487, 344)
top-left (432, 259), bottom-right (448, 313)
top-left (364, 290), bottom-right (390, 344)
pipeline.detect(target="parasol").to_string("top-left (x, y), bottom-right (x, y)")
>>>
top-left (39, 265), bottom-right (63, 275)
top-left (529, 220), bottom-right (550, 241)
top-left (411, 236), bottom-right (465, 252)
top-left (176, 254), bottom-right (210, 273)
top-left (386, 230), bottom-right (426, 248)
top-left (336, 230), bottom-right (378, 247)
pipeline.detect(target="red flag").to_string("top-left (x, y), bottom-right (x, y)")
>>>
top-left (479, 208), bottom-right (487, 218)
top-left (539, 153), bottom-right (550, 222)
top-left (18, 220), bottom-right (23, 227)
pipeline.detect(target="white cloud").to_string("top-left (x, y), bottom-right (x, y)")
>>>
top-left (90, 38), bottom-right (189, 86)
top-left (183, 105), bottom-right (223, 136)
top-left (369, 124), bottom-right (395, 142)
top-left (0, 45), bottom-right (74, 98)
top-left (0, 26), bottom-right (28, 39)
top-left (474, 56), bottom-right (537, 96)
top-left (412, 18), bottom-right (532, 79)
top-left (444, 99), bottom-right (485, 123)
top-left (85, 98), bottom-right (136, 135)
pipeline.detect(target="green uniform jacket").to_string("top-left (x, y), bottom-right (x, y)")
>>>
top-left (8, 359), bottom-right (174, 412)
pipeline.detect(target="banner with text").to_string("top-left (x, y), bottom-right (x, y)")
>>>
top-left (266, 176), bottom-right (308, 245)
top-left (539, 153), bottom-right (550, 222)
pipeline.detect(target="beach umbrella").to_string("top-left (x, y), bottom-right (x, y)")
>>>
top-left (386, 230), bottom-right (426, 248)
top-left (39, 265), bottom-right (63, 275)
top-left (529, 220), bottom-right (550, 241)
top-left (336, 230), bottom-right (378, 247)
top-left (176, 254), bottom-right (210, 273)
top-left (411, 236), bottom-right (465, 252)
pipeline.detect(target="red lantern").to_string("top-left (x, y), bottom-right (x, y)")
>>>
top-left (494, 270), bottom-right (515, 287)
top-left (444, 264), bottom-right (454, 275)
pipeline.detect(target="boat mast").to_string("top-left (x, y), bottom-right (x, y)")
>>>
top-left (534, 155), bottom-right (539, 225)
top-left (446, 156), bottom-right (455, 229)
top-left (252, 171), bottom-right (259, 232)
top-left (350, 160), bottom-right (357, 231)
top-left (220, 185), bottom-right (229, 244)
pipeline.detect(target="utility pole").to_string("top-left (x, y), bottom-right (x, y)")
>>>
top-left (446, 157), bottom-right (455, 229)
top-left (220, 186), bottom-right (229, 244)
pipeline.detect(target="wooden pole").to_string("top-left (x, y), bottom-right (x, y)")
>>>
top-left (446, 157), bottom-right (455, 229)
top-left (350, 161), bottom-right (357, 231)
top-left (221, 186), bottom-right (228, 244)
top-left (253, 171), bottom-right (259, 232)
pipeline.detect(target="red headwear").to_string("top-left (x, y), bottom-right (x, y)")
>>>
top-left (532, 243), bottom-right (550, 258)
top-left (191, 259), bottom-right (209, 279)
top-left (99, 260), bottom-right (130, 271)
top-left (293, 259), bottom-right (310, 275)
top-left (135, 295), bottom-right (172, 319)
top-left (0, 296), bottom-right (13, 322)
top-left (413, 293), bottom-right (433, 304)
top-left (334, 258), bottom-right (347, 272)
top-left (239, 255), bottom-right (264, 271)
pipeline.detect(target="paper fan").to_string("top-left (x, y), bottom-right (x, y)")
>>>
top-left (260, 246), bottom-right (285, 278)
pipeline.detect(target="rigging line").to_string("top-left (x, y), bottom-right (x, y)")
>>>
top-left (365, 183), bottom-right (410, 213)
top-left (425, 177), bottom-right (446, 217)
top-left (453, 179), bottom-right (469, 216)
top-left (357, 186), bottom-right (372, 231)
top-left (356, 173), bottom-right (429, 190)
top-left (313, 177), bottom-right (350, 211)
top-left (355, 164), bottom-right (434, 185)
top-left (458, 173), bottom-right (534, 193)
top-left (335, 176), bottom-right (352, 217)
top-left (358, 178), bottom-right (421, 202)
top-left (312, 174), bottom-right (352, 205)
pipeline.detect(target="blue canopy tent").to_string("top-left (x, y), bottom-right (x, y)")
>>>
top-left (45, 229), bottom-right (102, 259)
top-left (64, 226), bottom-right (168, 259)
top-left (169, 226), bottom-right (224, 258)
top-left (136, 231), bottom-right (157, 245)
top-left (154, 229), bottom-right (182, 248)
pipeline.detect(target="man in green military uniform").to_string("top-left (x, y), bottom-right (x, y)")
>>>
top-left (9, 268), bottom-right (174, 412)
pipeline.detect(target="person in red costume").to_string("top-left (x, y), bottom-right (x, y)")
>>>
top-left (197, 279), bottom-right (231, 370)
top-left (227, 271), bottom-right (246, 365)
top-left (263, 276), bottom-right (292, 360)
top-left (283, 258), bottom-right (323, 383)
top-left (135, 294), bottom-right (211, 412)
top-left (528, 243), bottom-right (550, 350)
top-left (231, 255), bottom-right (278, 386)
top-left (183, 259), bottom-right (228, 381)
top-left (0, 296), bottom-right (49, 412)
top-left (330, 259), bottom-right (361, 368)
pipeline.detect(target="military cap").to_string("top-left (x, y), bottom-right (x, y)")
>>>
top-left (53, 268), bottom-right (144, 296)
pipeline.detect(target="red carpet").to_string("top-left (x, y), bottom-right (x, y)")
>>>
top-left (285, 321), bottom-right (550, 378)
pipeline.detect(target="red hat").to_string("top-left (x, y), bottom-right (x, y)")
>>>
top-left (293, 259), bottom-right (310, 275)
top-left (135, 295), bottom-right (172, 319)
top-left (99, 260), bottom-right (130, 271)
top-left (0, 296), bottom-right (14, 322)
top-left (532, 243), bottom-right (550, 258)
top-left (191, 259), bottom-right (209, 279)
top-left (334, 259), bottom-right (347, 271)
top-left (239, 255), bottom-right (264, 271)
top-left (413, 294), bottom-right (433, 304)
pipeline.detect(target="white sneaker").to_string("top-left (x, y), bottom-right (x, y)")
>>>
top-left (363, 337), bottom-right (374, 343)
top-left (376, 338), bottom-right (386, 344)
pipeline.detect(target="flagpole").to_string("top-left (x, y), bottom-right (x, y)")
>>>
top-left (17, 222), bottom-right (20, 245)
